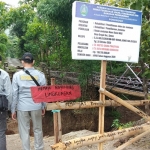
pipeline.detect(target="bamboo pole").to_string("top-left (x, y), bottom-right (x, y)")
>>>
top-left (53, 112), bottom-right (59, 143)
top-left (51, 78), bottom-right (62, 143)
top-left (100, 88), bottom-right (150, 121)
top-left (99, 60), bottom-right (107, 150)
top-left (46, 100), bottom-right (150, 110)
top-left (116, 129), bottom-right (150, 150)
top-left (106, 85), bottom-right (145, 98)
top-left (51, 122), bottom-right (150, 150)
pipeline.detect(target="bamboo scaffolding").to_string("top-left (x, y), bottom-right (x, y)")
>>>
top-left (100, 88), bottom-right (150, 121)
top-left (51, 122), bottom-right (150, 150)
top-left (46, 100), bottom-right (150, 110)
top-left (115, 129), bottom-right (150, 150)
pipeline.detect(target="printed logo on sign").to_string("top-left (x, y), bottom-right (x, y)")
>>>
top-left (80, 4), bottom-right (88, 16)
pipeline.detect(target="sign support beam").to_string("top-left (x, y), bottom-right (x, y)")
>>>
top-left (98, 60), bottom-right (107, 150)
top-left (51, 78), bottom-right (62, 143)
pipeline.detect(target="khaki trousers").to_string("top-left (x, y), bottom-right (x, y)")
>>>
top-left (17, 110), bottom-right (44, 150)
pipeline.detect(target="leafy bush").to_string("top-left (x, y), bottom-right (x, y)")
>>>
top-left (111, 119), bottom-right (133, 130)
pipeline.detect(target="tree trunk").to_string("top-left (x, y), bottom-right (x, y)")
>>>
top-left (140, 60), bottom-right (149, 115)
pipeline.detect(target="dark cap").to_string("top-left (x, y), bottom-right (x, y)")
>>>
top-left (21, 52), bottom-right (34, 61)
top-left (0, 56), bottom-right (2, 61)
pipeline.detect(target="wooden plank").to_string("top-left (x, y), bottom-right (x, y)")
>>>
top-left (99, 60), bottom-right (107, 150)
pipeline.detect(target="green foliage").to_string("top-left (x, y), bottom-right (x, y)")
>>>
top-left (0, 33), bottom-right (8, 55)
top-left (19, 0), bottom-right (40, 8)
top-left (111, 119), bottom-right (133, 130)
top-left (9, 4), bottom-right (35, 37)
top-left (5, 4), bottom-right (36, 54)
top-left (111, 119), bottom-right (120, 129)
top-left (37, 0), bottom-right (87, 27)
top-left (0, 43), bottom-right (6, 53)
top-left (23, 19), bottom-right (45, 59)
top-left (107, 61), bottom-right (126, 75)
top-left (0, 33), bottom-right (7, 43)
top-left (121, 121), bottom-right (133, 128)
top-left (109, 109), bottom-right (133, 130)
top-left (110, 109), bottom-right (121, 119)
top-left (0, 1), bottom-right (9, 31)
top-left (6, 35), bottom-right (19, 58)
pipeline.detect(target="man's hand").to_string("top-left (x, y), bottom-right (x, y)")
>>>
top-left (42, 109), bottom-right (45, 116)
top-left (11, 112), bottom-right (17, 121)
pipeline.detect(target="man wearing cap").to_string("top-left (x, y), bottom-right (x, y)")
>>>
top-left (11, 52), bottom-right (46, 150)
top-left (0, 56), bottom-right (12, 150)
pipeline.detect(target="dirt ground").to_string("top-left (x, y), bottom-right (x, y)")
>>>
top-left (6, 129), bottom-right (150, 150)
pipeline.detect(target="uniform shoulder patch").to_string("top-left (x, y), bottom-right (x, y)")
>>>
top-left (20, 75), bottom-right (39, 81)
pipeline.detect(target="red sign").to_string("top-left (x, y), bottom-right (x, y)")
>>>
top-left (30, 85), bottom-right (81, 103)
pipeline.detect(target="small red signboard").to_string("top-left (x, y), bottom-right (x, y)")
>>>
top-left (30, 85), bottom-right (81, 103)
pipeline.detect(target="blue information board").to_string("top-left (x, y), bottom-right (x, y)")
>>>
top-left (75, 2), bottom-right (142, 25)
top-left (71, 1), bottom-right (142, 63)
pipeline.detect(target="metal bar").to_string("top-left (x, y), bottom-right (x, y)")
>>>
top-left (126, 63), bottom-right (143, 84)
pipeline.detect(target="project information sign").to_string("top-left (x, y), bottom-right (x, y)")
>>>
top-left (71, 1), bottom-right (142, 63)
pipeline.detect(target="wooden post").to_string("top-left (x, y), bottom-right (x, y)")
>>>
top-left (99, 60), bottom-right (107, 150)
top-left (51, 78), bottom-right (62, 143)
